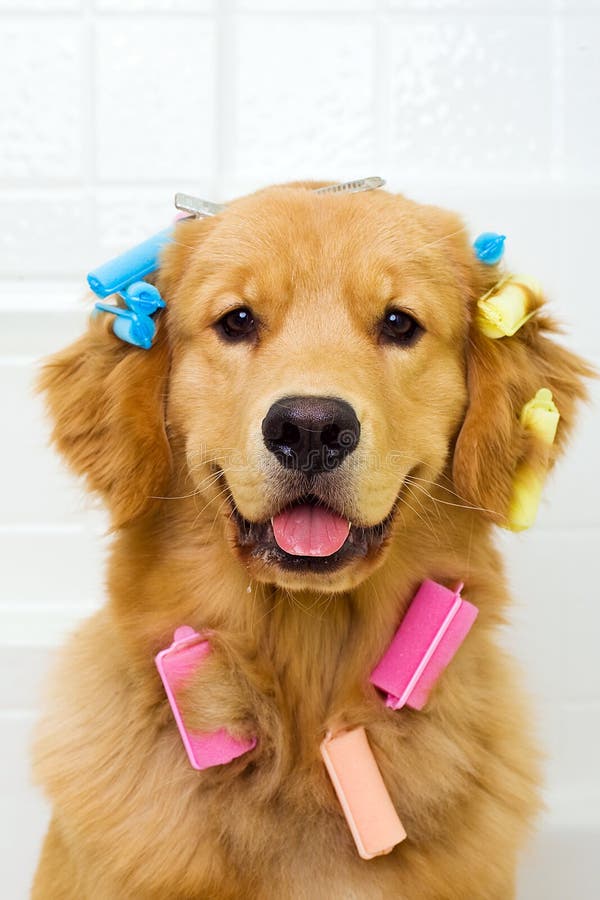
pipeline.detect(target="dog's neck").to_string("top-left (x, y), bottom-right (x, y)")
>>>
top-left (106, 477), bottom-right (499, 718)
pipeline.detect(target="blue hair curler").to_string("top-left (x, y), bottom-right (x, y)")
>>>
top-left (88, 226), bottom-right (174, 349)
top-left (94, 302), bottom-right (158, 350)
top-left (87, 226), bottom-right (173, 300)
top-left (473, 232), bottom-right (506, 266)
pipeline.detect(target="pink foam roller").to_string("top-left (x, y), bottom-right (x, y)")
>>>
top-left (370, 580), bottom-right (478, 710)
top-left (155, 626), bottom-right (257, 770)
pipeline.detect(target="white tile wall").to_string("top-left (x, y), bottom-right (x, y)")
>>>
top-left (1, 1), bottom-right (598, 897)
top-left (232, 16), bottom-right (377, 179)
top-left (94, 17), bottom-right (217, 181)
top-left (0, 20), bottom-right (84, 181)
top-left (96, 1), bottom-right (214, 10)
top-left (387, 16), bottom-right (554, 176)
top-left (0, 194), bottom-right (92, 278)
top-left (0, 1), bottom-right (81, 9)
top-left (564, 14), bottom-right (600, 174)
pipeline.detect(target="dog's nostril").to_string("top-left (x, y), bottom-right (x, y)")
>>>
top-left (321, 423), bottom-right (340, 447)
top-left (262, 396), bottom-right (360, 473)
top-left (280, 422), bottom-right (300, 447)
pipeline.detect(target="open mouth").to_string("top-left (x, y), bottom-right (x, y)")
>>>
top-left (231, 493), bottom-right (395, 574)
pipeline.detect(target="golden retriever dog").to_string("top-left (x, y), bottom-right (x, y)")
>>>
top-left (32, 182), bottom-right (592, 899)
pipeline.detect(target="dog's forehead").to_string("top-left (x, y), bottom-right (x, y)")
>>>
top-left (200, 188), bottom-right (455, 283)
top-left (220, 188), bottom-right (419, 250)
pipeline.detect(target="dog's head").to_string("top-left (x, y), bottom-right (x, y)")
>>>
top-left (40, 185), bottom-right (591, 593)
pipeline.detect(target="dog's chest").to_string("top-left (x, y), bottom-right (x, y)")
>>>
top-left (159, 696), bottom-right (459, 898)
top-left (38, 615), bottom-right (472, 898)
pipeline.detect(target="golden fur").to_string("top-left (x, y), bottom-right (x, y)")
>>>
top-left (32, 184), bottom-right (592, 899)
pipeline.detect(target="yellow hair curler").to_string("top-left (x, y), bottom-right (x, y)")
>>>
top-left (477, 274), bottom-right (544, 338)
top-left (506, 388), bottom-right (560, 532)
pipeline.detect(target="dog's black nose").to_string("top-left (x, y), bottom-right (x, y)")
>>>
top-left (262, 396), bottom-right (360, 472)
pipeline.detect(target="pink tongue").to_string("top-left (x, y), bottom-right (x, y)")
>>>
top-left (271, 505), bottom-right (350, 557)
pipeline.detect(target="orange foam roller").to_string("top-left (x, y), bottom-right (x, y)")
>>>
top-left (320, 727), bottom-right (407, 860)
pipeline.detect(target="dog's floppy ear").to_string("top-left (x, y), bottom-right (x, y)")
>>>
top-left (453, 303), bottom-right (593, 526)
top-left (38, 309), bottom-right (171, 529)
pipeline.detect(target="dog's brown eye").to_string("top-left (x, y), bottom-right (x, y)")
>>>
top-left (217, 307), bottom-right (257, 341)
top-left (380, 309), bottom-right (422, 346)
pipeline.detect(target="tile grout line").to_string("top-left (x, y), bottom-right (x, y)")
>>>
top-left (374, 0), bottom-right (388, 177)
top-left (6, 172), bottom-right (600, 194)
top-left (550, 2), bottom-right (566, 182)
top-left (83, 0), bottom-right (98, 264)
top-left (214, 0), bottom-right (235, 199)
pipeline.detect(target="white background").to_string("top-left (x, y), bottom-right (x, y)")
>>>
top-left (0, 1), bottom-right (599, 898)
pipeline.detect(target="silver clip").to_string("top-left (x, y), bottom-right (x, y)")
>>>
top-left (174, 192), bottom-right (226, 218)
top-left (174, 177), bottom-right (386, 218)
top-left (314, 177), bottom-right (385, 195)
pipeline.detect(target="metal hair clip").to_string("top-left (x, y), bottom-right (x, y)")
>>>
top-left (314, 176), bottom-right (385, 195)
top-left (174, 178), bottom-right (386, 220)
top-left (174, 193), bottom-right (226, 218)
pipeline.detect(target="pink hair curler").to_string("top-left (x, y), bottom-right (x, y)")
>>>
top-left (370, 580), bottom-right (478, 710)
top-left (155, 626), bottom-right (257, 770)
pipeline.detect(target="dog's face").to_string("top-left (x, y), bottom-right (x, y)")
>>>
top-left (40, 184), bottom-right (590, 596)
top-left (164, 188), bottom-right (474, 592)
